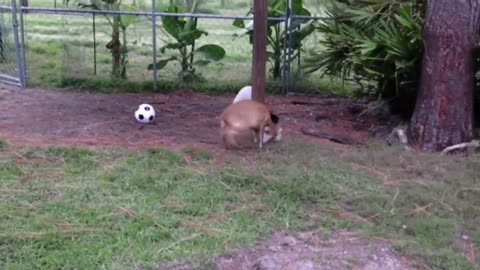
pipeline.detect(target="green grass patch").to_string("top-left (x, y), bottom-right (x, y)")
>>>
top-left (27, 41), bottom-right (64, 57)
top-left (0, 141), bottom-right (478, 269)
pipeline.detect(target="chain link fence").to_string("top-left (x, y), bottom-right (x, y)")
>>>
top-left (0, 9), bottom-right (16, 75)
top-left (10, 0), bottom-right (332, 93)
top-left (0, 0), bottom-right (25, 86)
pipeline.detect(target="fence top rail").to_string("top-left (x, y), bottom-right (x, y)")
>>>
top-left (0, 4), bottom-right (13, 10)
top-left (20, 6), bottom-right (297, 21)
top-left (292, 14), bottom-right (328, 20)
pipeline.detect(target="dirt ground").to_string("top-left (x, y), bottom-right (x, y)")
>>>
top-left (0, 84), bottom-right (392, 157)
top-left (159, 230), bottom-right (420, 270)
top-left (215, 230), bottom-right (417, 270)
top-left (0, 84), bottom-right (420, 270)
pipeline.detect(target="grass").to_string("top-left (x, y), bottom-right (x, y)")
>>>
top-left (0, 138), bottom-right (479, 269)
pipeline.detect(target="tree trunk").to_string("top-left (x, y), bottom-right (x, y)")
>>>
top-left (407, 0), bottom-right (480, 151)
top-left (0, 29), bottom-right (3, 61)
top-left (109, 14), bottom-right (122, 78)
top-left (120, 26), bottom-right (127, 79)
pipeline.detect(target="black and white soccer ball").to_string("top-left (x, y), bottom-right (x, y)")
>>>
top-left (135, 103), bottom-right (156, 124)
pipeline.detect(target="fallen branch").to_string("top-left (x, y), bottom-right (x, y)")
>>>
top-left (441, 140), bottom-right (480, 155)
top-left (199, 139), bottom-right (218, 144)
top-left (291, 100), bottom-right (339, 106)
top-left (301, 128), bottom-right (361, 145)
top-left (358, 98), bottom-right (393, 118)
top-left (454, 187), bottom-right (480, 198)
top-left (315, 114), bottom-right (333, 122)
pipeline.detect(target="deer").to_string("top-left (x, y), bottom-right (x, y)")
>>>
top-left (220, 100), bottom-right (282, 149)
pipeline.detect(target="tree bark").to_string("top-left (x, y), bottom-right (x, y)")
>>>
top-left (407, 0), bottom-right (480, 151)
top-left (109, 14), bottom-right (122, 78)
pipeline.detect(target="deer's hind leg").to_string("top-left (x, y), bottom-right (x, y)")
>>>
top-left (257, 124), bottom-right (266, 149)
top-left (222, 127), bottom-right (241, 149)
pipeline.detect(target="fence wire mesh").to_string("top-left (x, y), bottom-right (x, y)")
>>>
top-left (0, 10), bottom-right (17, 77)
top-left (10, 0), bottom-right (331, 93)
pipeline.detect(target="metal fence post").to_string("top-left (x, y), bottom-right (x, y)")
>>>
top-left (93, 13), bottom-right (97, 75)
top-left (151, 0), bottom-right (157, 91)
top-left (11, 0), bottom-right (25, 88)
top-left (286, 2), bottom-right (294, 95)
top-left (281, 0), bottom-right (289, 94)
top-left (19, 0), bottom-right (26, 87)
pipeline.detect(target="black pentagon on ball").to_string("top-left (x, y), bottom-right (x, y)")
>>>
top-left (144, 106), bottom-right (150, 111)
top-left (139, 114), bottom-right (144, 120)
top-left (149, 115), bottom-right (154, 121)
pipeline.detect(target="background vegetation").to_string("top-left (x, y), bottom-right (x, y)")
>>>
top-left (13, 0), bottom-right (345, 94)
top-left (1, 0), bottom-right (476, 118)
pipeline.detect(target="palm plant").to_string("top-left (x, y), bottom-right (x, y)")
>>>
top-left (305, 0), bottom-right (425, 107)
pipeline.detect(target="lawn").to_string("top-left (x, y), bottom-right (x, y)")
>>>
top-left (0, 139), bottom-right (478, 269)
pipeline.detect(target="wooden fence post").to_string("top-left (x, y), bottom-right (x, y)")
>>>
top-left (251, 0), bottom-right (268, 102)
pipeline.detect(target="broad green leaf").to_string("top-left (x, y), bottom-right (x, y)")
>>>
top-left (178, 29), bottom-right (207, 44)
top-left (193, 44), bottom-right (226, 61)
top-left (120, 4), bottom-right (137, 28)
top-left (159, 43), bottom-right (183, 53)
top-left (293, 22), bottom-right (315, 41)
top-left (193, 60), bottom-right (211, 66)
top-left (270, 0), bottom-right (286, 14)
top-left (290, 23), bottom-right (315, 50)
top-left (147, 57), bottom-right (176, 70)
top-left (161, 5), bottom-right (186, 40)
top-left (184, 17), bottom-right (197, 32)
top-left (167, 4), bottom-right (184, 13)
top-left (291, 0), bottom-right (303, 15)
top-left (232, 18), bottom-right (245, 29)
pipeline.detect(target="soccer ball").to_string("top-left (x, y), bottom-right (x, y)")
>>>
top-left (135, 103), bottom-right (156, 124)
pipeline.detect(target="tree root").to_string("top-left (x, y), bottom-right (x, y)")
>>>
top-left (300, 128), bottom-right (361, 145)
top-left (441, 140), bottom-right (480, 155)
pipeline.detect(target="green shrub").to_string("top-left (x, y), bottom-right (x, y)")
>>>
top-left (305, 0), bottom-right (426, 116)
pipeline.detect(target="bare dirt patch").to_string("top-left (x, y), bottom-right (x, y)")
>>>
top-left (0, 84), bottom-right (387, 161)
top-left (157, 230), bottom-right (423, 270)
top-left (215, 230), bottom-right (420, 270)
